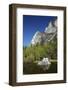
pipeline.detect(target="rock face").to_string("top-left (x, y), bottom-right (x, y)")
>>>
top-left (31, 31), bottom-right (42, 45)
top-left (31, 19), bottom-right (57, 45)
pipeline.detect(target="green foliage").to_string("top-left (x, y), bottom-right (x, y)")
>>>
top-left (23, 36), bottom-right (57, 62)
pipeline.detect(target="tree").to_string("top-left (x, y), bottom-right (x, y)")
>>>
top-left (23, 35), bottom-right (57, 62)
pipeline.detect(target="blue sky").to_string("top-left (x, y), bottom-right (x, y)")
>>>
top-left (23, 15), bottom-right (57, 47)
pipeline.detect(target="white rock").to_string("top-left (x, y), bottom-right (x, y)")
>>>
top-left (38, 58), bottom-right (51, 66)
top-left (37, 58), bottom-right (51, 70)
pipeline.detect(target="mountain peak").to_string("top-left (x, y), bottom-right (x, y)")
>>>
top-left (31, 19), bottom-right (57, 45)
top-left (44, 20), bottom-right (57, 33)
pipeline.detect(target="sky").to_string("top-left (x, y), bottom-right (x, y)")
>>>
top-left (23, 15), bottom-right (57, 47)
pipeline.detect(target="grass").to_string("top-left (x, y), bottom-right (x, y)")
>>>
top-left (50, 59), bottom-right (57, 63)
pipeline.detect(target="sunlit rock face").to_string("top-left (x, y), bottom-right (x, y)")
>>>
top-left (31, 31), bottom-right (42, 45)
top-left (31, 19), bottom-right (57, 45)
top-left (44, 19), bottom-right (57, 33)
top-left (37, 58), bottom-right (51, 70)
